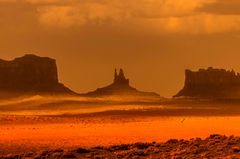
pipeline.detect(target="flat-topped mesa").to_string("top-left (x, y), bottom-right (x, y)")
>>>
top-left (0, 54), bottom-right (75, 95)
top-left (174, 67), bottom-right (240, 98)
top-left (85, 69), bottom-right (160, 98)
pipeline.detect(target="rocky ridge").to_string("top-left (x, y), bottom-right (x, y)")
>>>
top-left (1, 134), bottom-right (240, 159)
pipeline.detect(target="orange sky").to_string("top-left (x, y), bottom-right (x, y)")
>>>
top-left (1, 0), bottom-right (240, 97)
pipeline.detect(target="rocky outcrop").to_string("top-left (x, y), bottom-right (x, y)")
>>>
top-left (113, 69), bottom-right (129, 86)
top-left (85, 69), bottom-right (160, 97)
top-left (0, 54), bottom-right (75, 95)
top-left (2, 135), bottom-right (240, 159)
top-left (174, 67), bottom-right (240, 98)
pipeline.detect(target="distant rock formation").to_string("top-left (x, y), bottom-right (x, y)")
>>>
top-left (174, 67), bottom-right (240, 98)
top-left (114, 69), bottom-right (129, 86)
top-left (0, 54), bottom-right (75, 95)
top-left (85, 69), bottom-right (160, 97)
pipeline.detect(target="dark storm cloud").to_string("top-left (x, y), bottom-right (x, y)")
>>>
top-left (198, 0), bottom-right (240, 15)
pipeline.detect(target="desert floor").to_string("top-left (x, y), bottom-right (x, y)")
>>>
top-left (1, 111), bottom-right (240, 157)
top-left (1, 97), bottom-right (240, 158)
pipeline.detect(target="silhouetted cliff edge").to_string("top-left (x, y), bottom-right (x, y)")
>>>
top-left (174, 67), bottom-right (240, 98)
top-left (0, 54), bottom-right (75, 96)
top-left (84, 69), bottom-right (160, 98)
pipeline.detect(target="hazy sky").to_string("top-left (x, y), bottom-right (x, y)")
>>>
top-left (1, 0), bottom-right (240, 97)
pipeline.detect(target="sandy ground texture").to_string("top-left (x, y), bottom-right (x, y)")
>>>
top-left (1, 97), bottom-right (240, 158)
top-left (1, 114), bottom-right (240, 158)
top-left (1, 134), bottom-right (240, 159)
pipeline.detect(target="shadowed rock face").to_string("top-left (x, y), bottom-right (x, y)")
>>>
top-left (113, 69), bottom-right (129, 86)
top-left (0, 54), bottom-right (75, 95)
top-left (85, 69), bottom-right (160, 97)
top-left (174, 67), bottom-right (240, 98)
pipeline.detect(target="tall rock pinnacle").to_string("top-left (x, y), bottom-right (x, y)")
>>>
top-left (113, 69), bottom-right (129, 86)
top-left (85, 68), bottom-right (159, 97)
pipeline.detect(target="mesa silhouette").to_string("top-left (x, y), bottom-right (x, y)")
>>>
top-left (0, 54), bottom-right (75, 96)
top-left (174, 67), bottom-right (240, 98)
top-left (84, 69), bottom-right (160, 98)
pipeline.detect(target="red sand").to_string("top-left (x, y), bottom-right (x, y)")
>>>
top-left (1, 115), bottom-right (240, 155)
